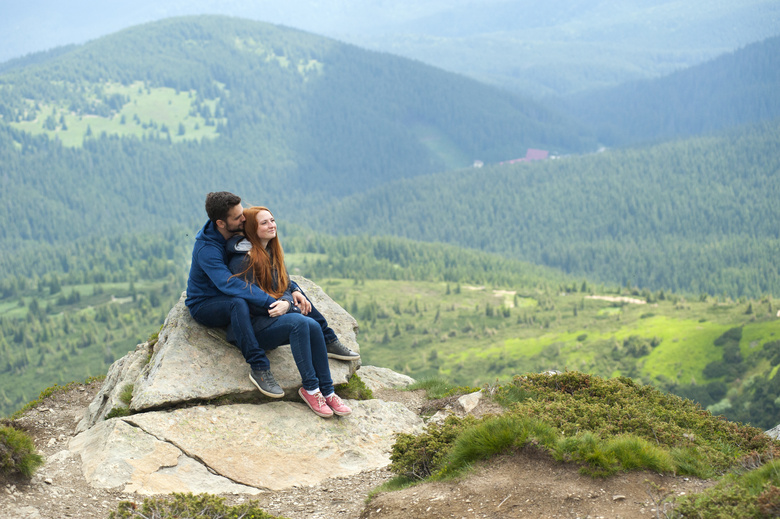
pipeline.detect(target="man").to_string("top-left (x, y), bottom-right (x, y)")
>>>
top-left (186, 191), bottom-right (358, 399)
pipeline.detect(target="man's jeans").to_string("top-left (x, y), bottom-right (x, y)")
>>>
top-left (303, 303), bottom-right (337, 344)
top-left (254, 313), bottom-right (334, 396)
top-left (189, 296), bottom-right (273, 371)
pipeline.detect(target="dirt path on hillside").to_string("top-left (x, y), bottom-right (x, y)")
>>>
top-left (3, 382), bottom-right (711, 519)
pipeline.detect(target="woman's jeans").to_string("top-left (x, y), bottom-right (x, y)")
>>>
top-left (254, 313), bottom-right (334, 395)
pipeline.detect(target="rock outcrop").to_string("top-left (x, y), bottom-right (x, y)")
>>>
top-left (69, 277), bottom-right (424, 495)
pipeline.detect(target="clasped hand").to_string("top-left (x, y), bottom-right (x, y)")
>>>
top-left (268, 292), bottom-right (311, 317)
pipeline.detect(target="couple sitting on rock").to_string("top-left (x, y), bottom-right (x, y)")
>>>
top-left (185, 191), bottom-right (360, 418)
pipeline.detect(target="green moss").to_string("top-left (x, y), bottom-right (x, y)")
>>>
top-left (119, 384), bottom-right (134, 406)
top-left (673, 461), bottom-right (780, 518)
top-left (108, 492), bottom-right (285, 519)
top-left (0, 425), bottom-right (44, 479)
top-left (407, 377), bottom-right (481, 400)
top-left (335, 373), bottom-right (373, 400)
top-left (105, 407), bottom-right (131, 419)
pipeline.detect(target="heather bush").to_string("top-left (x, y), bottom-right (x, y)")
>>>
top-left (0, 425), bottom-right (44, 479)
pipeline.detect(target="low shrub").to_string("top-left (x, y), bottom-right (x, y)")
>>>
top-left (390, 415), bottom-right (475, 480)
top-left (503, 372), bottom-right (774, 475)
top-left (442, 415), bottom-right (557, 476)
top-left (335, 373), bottom-right (373, 400)
top-left (109, 492), bottom-right (284, 519)
top-left (0, 425), bottom-right (44, 479)
top-left (389, 372), bottom-right (780, 485)
top-left (673, 461), bottom-right (780, 518)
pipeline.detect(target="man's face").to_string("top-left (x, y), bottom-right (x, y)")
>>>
top-left (220, 203), bottom-right (245, 235)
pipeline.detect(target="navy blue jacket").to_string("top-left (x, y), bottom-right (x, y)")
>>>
top-left (185, 220), bottom-right (277, 314)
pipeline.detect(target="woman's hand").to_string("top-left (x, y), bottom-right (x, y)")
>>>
top-left (292, 291), bottom-right (311, 315)
top-left (269, 300), bottom-right (290, 317)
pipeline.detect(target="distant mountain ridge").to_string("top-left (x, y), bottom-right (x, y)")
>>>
top-left (566, 35), bottom-right (780, 146)
top-left (3, 1), bottom-right (779, 97)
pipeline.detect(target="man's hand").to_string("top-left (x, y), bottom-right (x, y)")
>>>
top-left (292, 291), bottom-right (311, 315)
top-left (269, 300), bottom-right (290, 317)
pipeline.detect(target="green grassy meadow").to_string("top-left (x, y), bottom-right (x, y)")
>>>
top-left (9, 81), bottom-right (224, 147)
top-left (315, 277), bottom-right (780, 426)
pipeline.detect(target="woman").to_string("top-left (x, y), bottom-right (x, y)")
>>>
top-left (226, 206), bottom-right (353, 418)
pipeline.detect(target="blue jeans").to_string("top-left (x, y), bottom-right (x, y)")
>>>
top-left (304, 303), bottom-right (338, 344)
top-left (188, 297), bottom-right (272, 371)
top-left (248, 295), bottom-right (337, 344)
top-left (254, 313), bottom-right (334, 395)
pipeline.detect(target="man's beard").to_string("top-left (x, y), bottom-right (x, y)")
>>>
top-left (225, 222), bottom-right (244, 234)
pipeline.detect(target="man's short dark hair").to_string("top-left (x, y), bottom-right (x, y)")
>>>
top-left (205, 192), bottom-right (241, 222)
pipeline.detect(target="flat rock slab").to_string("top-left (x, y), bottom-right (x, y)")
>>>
top-left (358, 365), bottom-right (416, 391)
top-left (70, 398), bottom-right (423, 493)
top-left (69, 416), bottom-right (259, 495)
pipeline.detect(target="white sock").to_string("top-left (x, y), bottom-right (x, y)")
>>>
top-left (324, 392), bottom-right (335, 399)
top-left (306, 388), bottom-right (320, 396)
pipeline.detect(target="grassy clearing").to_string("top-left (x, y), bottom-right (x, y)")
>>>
top-left (312, 276), bottom-right (780, 428)
top-left (9, 81), bottom-right (224, 147)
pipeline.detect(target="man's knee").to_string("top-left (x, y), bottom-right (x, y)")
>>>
top-left (228, 297), bottom-right (251, 317)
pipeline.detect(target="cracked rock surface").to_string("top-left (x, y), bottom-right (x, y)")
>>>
top-left (70, 397), bottom-right (423, 493)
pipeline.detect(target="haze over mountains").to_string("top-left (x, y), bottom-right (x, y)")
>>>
top-left (3, 0), bottom-right (779, 97)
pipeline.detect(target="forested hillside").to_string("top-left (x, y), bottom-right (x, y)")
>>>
top-left (308, 120), bottom-right (780, 297)
top-left (0, 15), bottom-right (593, 257)
top-left (4, 226), bottom-right (779, 431)
top-left (566, 35), bottom-right (780, 146)
top-left (0, 225), bottom-right (570, 417)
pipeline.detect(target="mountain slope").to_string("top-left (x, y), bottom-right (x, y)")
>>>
top-left (303, 120), bottom-right (780, 297)
top-left (566, 35), bottom-right (780, 146)
top-left (0, 15), bottom-right (594, 256)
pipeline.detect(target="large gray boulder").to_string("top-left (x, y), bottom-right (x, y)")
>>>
top-left (76, 341), bottom-right (152, 433)
top-left (78, 276), bottom-right (360, 430)
top-left (72, 276), bottom-right (425, 494)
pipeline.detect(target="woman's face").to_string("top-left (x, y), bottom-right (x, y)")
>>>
top-left (255, 210), bottom-right (277, 245)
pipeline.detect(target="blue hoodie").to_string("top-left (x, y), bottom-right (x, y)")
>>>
top-left (185, 220), bottom-right (276, 314)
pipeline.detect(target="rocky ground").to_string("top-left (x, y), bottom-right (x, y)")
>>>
top-left (2, 381), bottom-right (713, 519)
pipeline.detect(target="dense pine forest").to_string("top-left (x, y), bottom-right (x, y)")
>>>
top-left (1, 15), bottom-right (779, 431)
top-left (311, 120), bottom-right (780, 297)
top-left (0, 16), bottom-right (592, 246)
top-left (3, 229), bottom-right (779, 432)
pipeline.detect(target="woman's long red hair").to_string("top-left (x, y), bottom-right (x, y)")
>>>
top-left (238, 206), bottom-right (289, 299)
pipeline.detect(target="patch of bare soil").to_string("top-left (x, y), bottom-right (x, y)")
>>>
top-left (2, 382), bottom-right (711, 519)
top-left (361, 449), bottom-right (710, 519)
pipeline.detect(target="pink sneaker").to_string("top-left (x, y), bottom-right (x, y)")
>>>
top-left (325, 394), bottom-right (352, 416)
top-left (298, 388), bottom-right (333, 418)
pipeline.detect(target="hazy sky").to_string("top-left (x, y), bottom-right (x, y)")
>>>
top-left (2, 1), bottom-right (779, 97)
top-left (1, 0), bottom-right (446, 62)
